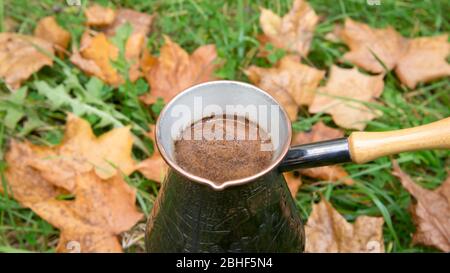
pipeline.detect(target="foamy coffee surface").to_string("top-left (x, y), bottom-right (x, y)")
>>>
top-left (174, 115), bottom-right (273, 183)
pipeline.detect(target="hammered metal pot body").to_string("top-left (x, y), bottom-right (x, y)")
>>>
top-left (145, 170), bottom-right (305, 253)
top-left (145, 81), bottom-right (304, 253)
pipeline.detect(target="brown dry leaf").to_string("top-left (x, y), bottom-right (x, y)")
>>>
top-left (140, 36), bottom-right (218, 104)
top-left (125, 33), bottom-right (146, 82)
top-left (392, 161), bottom-right (450, 252)
top-left (74, 8), bottom-right (154, 84)
top-left (245, 64), bottom-right (298, 121)
top-left (34, 16), bottom-right (71, 56)
top-left (4, 115), bottom-right (142, 252)
top-left (305, 198), bottom-right (385, 253)
top-left (6, 114), bottom-right (135, 193)
top-left (0, 33), bottom-right (54, 89)
top-left (136, 125), bottom-right (168, 183)
top-left (103, 8), bottom-right (154, 37)
top-left (292, 122), bottom-right (353, 185)
top-left (4, 140), bottom-right (65, 205)
top-left (30, 171), bottom-right (143, 253)
top-left (77, 32), bottom-right (120, 83)
top-left (102, 8), bottom-right (154, 81)
top-left (338, 19), bottom-right (450, 88)
top-left (309, 65), bottom-right (384, 130)
top-left (85, 4), bottom-right (116, 27)
top-left (259, 0), bottom-right (318, 56)
top-left (70, 49), bottom-right (103, 79)
top-left (338, 18), bottom-right (407, 73)
top-left (395, 35), bottom-right (450, 89)
top-left (245, 55), bottom-right (325, 118)
top-left (284, 172), bottom-right (302, 197)
top-left (70, 32), bottom-right (122, 86)
top-left (324, 24), bottom-right (342, 43)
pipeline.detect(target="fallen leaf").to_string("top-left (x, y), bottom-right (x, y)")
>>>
top-left (392, 161), bottom-right (450, 252)
top-left (140, 36), bottom-right (218, 104)
top-left (324, 24), bottom-right (342, 43)
top-left (85, 4), bottom-right (116, 27)
top-left (4, 114), bottom-right (142, 252)
top-left (395, 35), bottom-right (450, 89)
top-left (338, 19), bottom-right (450, 88)
top-left (30, 171), bottom-right (143, 253)
top-left (72, 8), bottom-right (154, 85)
top-left (57, 231), bottom-right (121, 253)
top-left (284, 172), bottom-right (302, 197)
top-left (338, 18), bottom-right (407, 73)
top-left (259, 0), bottom-right (318, 56)
top-left (136, 125), bottom-right (168, 183)
top-left (6, 114), bottom-right (135, 194)
top-left (245, 64), bottom-right (298, 121)
top-left (4, 140), bottom-right (65, 205)
top-left (70, 32), bottom-right (122, 86)
top-left (70, 48), bottom-right (103, 79)
top-left (0, 33), bottom-right (54, 89)
top-left (125, 33), bottom-right (146, 82)
top-left (309, 65), bottom-right (384, 130)
top-left (103, 8), bottom-right (154, 81)
top-left (140, 47), bottom-right (157, 76)
top-left (136, 153), bottom-right (167, 183)
top-left (305, 198), bottom-right (385, 253)
top-left (292, 122), bottom-right (353, 185)
top-left (34, 16), bottom-right (71, 56)
top-left (103, 8), bottom-right (154, 37)
top-left (245, 55), bottom-right (325, 115)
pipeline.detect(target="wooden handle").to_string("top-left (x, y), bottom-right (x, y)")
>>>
top-left (348, 117), bottom-right (450, 163)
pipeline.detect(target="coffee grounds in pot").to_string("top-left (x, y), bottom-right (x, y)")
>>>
top-left (174, 115), bottom-right (273, 183)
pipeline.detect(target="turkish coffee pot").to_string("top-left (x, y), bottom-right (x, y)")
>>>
top-left (145, 81), bottom-right (450, 252)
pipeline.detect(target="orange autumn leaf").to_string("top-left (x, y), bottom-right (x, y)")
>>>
top-left (392, 161), bottom-right (450, 252)
top-left (395, 35), bottom-right (450, 89)
top-left (140, 36), bottom-right (218, 104)
top-left (4, 140), bottom-right (65, 205)
top-left (6, 114), bottom-right (135, 194)
top-left (245, 55), bottom-right (325, 121)
top-left (309, 65), bottom-right (384, 130)
top-left (125, 32), bottom-right (146, 82)
top-left (0, 33), bottom-right (54, 89)
top-left (292, 122), bottom-right (353, 185)
top-left (30, 171), bottom-right (143, 253)
top-left (102, 8), bottom-right (154, 37)
top-left (85, 4), bottom-right (116, 27)
top-left (4, 114), bottom-right (142, 252)
top-left (136, 125), bottom-right (168, 183)
top-left (70, 32), bottom-right (122, 86)
top-left (337, 19), bottom-right (450, 88)
top-left (259, 0), bottom-right (318, 56)
top-left (338, 18), bottom-right (407, 73)
top-left (305, 198), bottom-right (385, 253)
top-left (101, 8), bottom-right (154, 81)
top-left (245, 64), bottom-right (298, 121)
top-left (73, 8), bottom-right (154, 85)
top-left (34, 16), bottom-right (71, 56)
top-left (284, 172), bottom-right (302, 197)
top-left (78, 32), bottom-right (120, 83)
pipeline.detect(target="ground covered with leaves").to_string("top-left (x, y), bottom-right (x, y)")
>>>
top-left (0, 0), bottom-right (449, 253)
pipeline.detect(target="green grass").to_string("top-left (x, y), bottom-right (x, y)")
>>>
top-left (0, 0), bottom-right (449, 252)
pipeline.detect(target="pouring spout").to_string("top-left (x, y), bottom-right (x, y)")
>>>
top-left (278, 138), bottom-right (352, 172)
